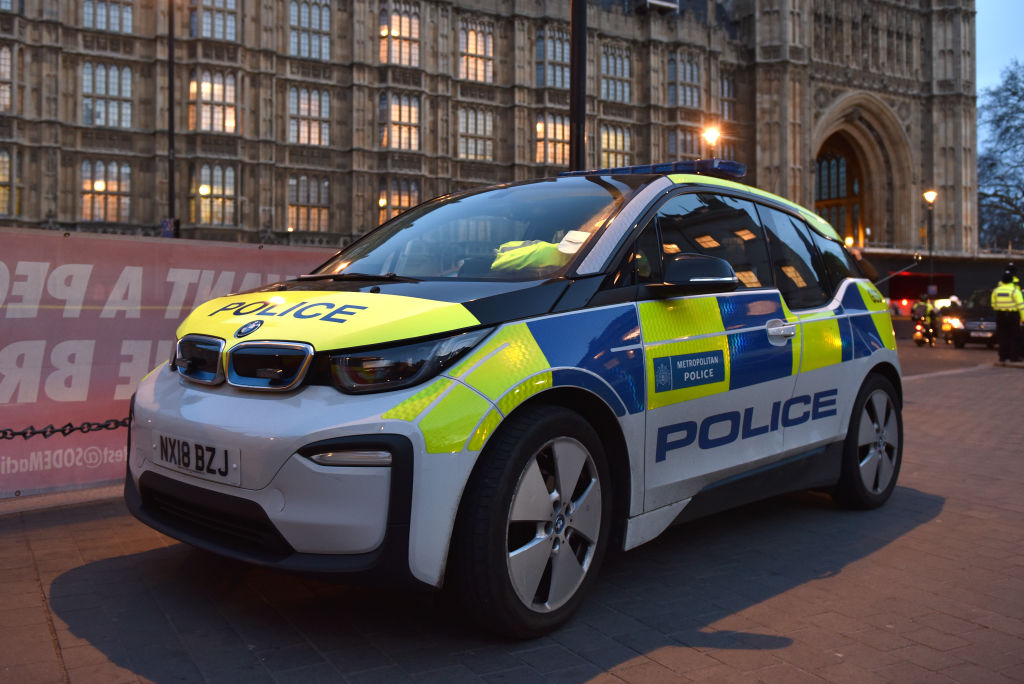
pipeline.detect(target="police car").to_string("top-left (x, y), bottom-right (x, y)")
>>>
top-left (126, 159), bottom-right (902, 637)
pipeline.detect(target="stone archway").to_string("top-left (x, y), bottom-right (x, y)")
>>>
top-left (811, 93), bottom-right (915, 248)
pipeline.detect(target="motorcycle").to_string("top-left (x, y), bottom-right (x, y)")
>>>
top-left (912, 314), bottom-right (936, 347)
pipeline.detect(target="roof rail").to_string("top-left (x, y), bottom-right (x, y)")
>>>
top-left (558, 158), bottom-right (746, 181)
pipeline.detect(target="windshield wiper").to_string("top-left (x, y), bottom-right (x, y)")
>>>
top-left (295, 272), bottom-right (421, 283)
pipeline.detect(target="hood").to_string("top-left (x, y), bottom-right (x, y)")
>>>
top-left (179, 290), bottom-right (483, 352)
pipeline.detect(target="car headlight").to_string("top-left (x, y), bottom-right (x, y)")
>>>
top-left (945, 317), bottom-right (963, 329)
top-left (329, 328), bottom-right (491, 394)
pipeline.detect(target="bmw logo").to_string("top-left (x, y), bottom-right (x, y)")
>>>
top-left (235, 320), bottom-right (263, 338)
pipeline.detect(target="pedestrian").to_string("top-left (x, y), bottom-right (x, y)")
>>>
top-left (991, 270), bottom-right (1024, 364)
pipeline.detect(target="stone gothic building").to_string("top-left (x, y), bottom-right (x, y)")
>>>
top-left (0, 0), bottom-right (976, 252)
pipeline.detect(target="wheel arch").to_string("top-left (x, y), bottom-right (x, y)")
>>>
top-left (867, 361), bottom-right (902, 407)
top-left (447, 385), bottom-right (634, 585)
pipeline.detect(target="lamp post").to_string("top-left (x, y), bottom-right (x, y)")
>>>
top-left (923, 189), bottom-right (937, 291)
top-left (167, 0), bottom-right (178, 237)
top-left (569, 0), bottom-right (586, 171)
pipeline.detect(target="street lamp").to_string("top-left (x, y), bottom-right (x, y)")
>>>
top-left (923, 189), bottom-right (937, 290)
top-left (702, 126), bottom-right (720, 157)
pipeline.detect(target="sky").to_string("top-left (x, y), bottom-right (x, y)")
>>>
top-left (975, 0), bottom-right (1020, 147)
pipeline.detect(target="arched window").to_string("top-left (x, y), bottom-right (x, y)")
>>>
top-left (84, 0), bottom-right (133, 34)
top-left (0, 149), bottom-right (12, 215)
top-left (288, 175), bottom-right (330, 232)
top-left (289, 0), bottom-right (331, 60)
top-left (601, 46), bottom-right (631, 103)
top-left (457, 107), bottom-right (493, 161)
top-left (188, 70), bottom-right (237, 132)
top-left (81, 159), bottom-right (131, 222)
top-left (190, 0), bottom-right (237, 41)
top-left (377, 177), bottom-right (420, 224)
top-left (815, 141), bottom-right (863, 244)
top-left (535, 113), bottom-right (568, 166)
top-left (288, 87), bottom-right (330, 145)
top-left (667, 52), bottom-right (700, 108)
top-left (190, 163), bottom-right (236, 225)
top-left (600, 125), bottom-right (632, 168)
top-left (378, 92), bottom-right (420, 150)
top-left (459, 19), bottom-right (493, 82)
top-left (82, 62), bottom-right (132, 128)
top-left (0, 46), bottom-right (11, 112)
top-left (379, 2), bottom-right (419, 66)
top-left (536, 27), bottom-right (569, 88)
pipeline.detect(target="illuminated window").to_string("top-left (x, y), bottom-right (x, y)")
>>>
top-left (0, 1), bottom-right (10, 10)
top-left (190, 164), bottom-right (236, 225)
top-left (83, 0), bottom-right (133, 33)
top-left (459, 19), bottom-right (493, 82)
top-left (0, 149), bottom-right (15, 215)
top-left (668, 128), bottom-right (699, 158)
top-left (601, 46), bottom-right (631, 103)
top-left (288, 87), bottom-right (330, 145)
top-left (600, 125), bottom-right (632, 168)
top-left (379, 1), bottom-right (419, 66)
top-left (82, 63), bottom-right (132, 128)
top-left (458, 108), bottom-right (493, 160)
top-left (667, 52), bottom-right (700, 108)
top-left (536, 27), bottom-right (569, 88)
top-left (289, 0), bottom-right (331, 60)
top-left (190, 0), bottom-right (237, 41)
top-left (535, 113), bottom-right (569, 166)
top-left (734, 229), bottom-right (756, 241)
top-left (781, 265), bottom-right (807, 289)
top-left (377, 177), bottom-right (419, 224)
top-left (695, 234), bottom-right (720, 249)
top-left (378, 92), bottom-right (420, 150)
top-left (288, 175), bottom-right (329, 232)
top-left (81, 160), bottom-right (131, 222)
top-left (0, 46), bottom-right (10, 112)
top-left (188, 70), bottom-right (237, 133)
top-left (720, 72), bottom-right (736, 121)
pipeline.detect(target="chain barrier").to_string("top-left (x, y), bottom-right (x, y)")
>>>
top-left (0, 418), bottom-right (129, 441)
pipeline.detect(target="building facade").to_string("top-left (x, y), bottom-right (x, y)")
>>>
top-left (0, 0), bottom-right (976, 252)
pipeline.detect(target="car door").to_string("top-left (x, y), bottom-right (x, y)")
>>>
top-left (755, 205), bottom-right (849, 453)
top-left (636, 191), bottom-right (803, 511)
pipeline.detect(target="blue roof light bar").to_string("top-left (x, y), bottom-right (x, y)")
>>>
top-left (558, 158), bottom-right (747, 181)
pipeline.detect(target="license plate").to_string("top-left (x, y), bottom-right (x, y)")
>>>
top-left (970, 331), bottom-right (993, 338)
top-left (154, 433), bottom-right (241, 486)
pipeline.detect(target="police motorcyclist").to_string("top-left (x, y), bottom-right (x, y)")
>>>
top-left (991, 270), bottom-right (1024, 363)
top-left (911, 294), bottom-right (937, 346)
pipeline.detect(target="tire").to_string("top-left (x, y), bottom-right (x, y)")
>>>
top-left (914, 338), bottom-right (925, 347)
top-left (953, 340), bottom-right (965, 349)
top-left (449, 404), bottom-right (611, 638)
top-left (836, 375), bottom-right (903, 509)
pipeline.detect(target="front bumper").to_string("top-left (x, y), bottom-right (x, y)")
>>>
top-left (124, 432), bottom-right (418, 582)
top-left (125, 364), bottom-right (450, 585)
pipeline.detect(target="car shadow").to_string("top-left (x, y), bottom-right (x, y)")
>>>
top-left (48, 485), bottom-right (943, 682)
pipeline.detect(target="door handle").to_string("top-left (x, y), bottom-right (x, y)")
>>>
top-left (766, 319), bottom-right (796, 344)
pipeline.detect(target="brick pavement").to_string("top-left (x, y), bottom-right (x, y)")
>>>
top-left (2, 362), bottom-right (1023, 683)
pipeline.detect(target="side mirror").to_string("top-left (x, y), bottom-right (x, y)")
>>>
top-left (652, 253), bottom-right (740, 297)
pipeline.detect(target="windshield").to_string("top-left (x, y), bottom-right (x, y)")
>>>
top-left (313, 177), bottom-right (643, 281)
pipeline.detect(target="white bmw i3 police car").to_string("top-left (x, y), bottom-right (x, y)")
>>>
top-left (126, 159), bottom-right (902, 637)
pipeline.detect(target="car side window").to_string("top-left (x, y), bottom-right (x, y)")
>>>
top-left (757, 206), bottom-right (830, 309)
top-left (809, 230), bottom-right (860, 289)
top-left (654, 192), bottom-right (772, 289)
top-left (607, 223), bottom-right (663, 288)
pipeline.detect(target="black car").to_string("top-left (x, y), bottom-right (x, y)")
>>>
top-left (946, 289), bottom-right (996, 348)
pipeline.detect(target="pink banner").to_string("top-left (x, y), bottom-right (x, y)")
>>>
top-left (0, 228), bottom-right (335, 498)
